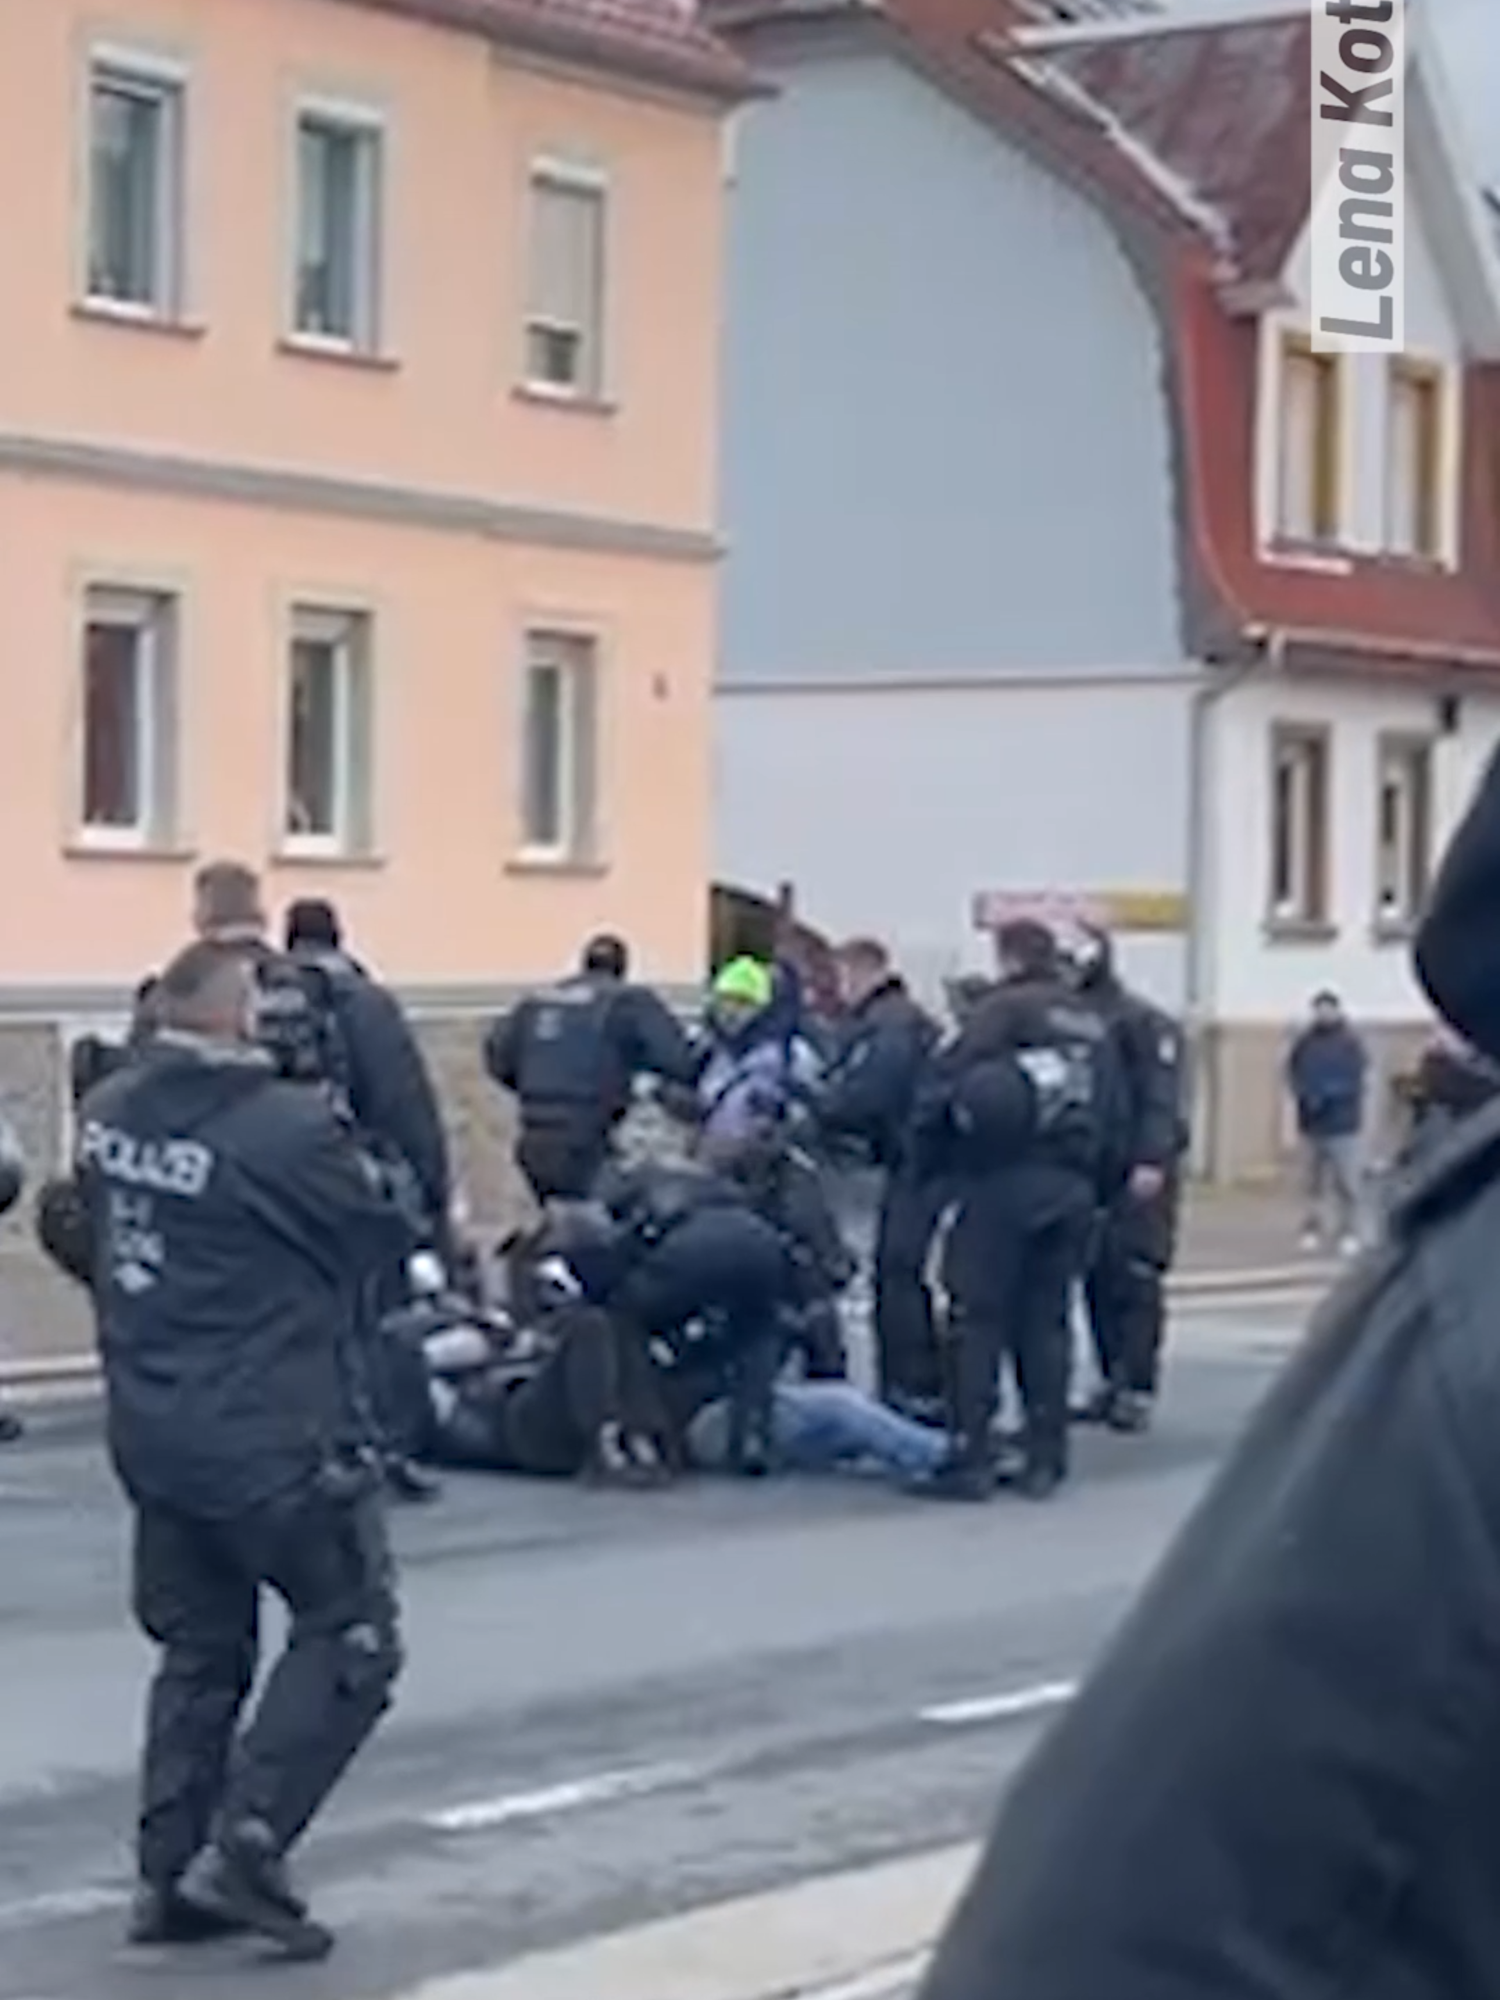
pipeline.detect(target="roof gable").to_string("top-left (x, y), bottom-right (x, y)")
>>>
top-left (993, 4), bottom-right (1500, 353)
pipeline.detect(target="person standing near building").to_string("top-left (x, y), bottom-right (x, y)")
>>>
top-left (78, 942), bottom-right (406, 1959)
top-left (1073, 926), bottom-right (1188, 1434)
top-left (1287, 992), bottom-right (1367, 1254)
top-left (818, 939), bottom-right (940, 1413)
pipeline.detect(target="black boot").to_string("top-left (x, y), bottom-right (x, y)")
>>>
top-left (1107, 1389), bottom-right (1153, 1436)
top-left (383, 1453), bottom-right (442, 1503)
top-left (127, 1880), bottom-right (246, 1946)
top-left (915, 1439), bottom-right (996, 1502)
top-left (178, 1819), bottom-right (331, 1963)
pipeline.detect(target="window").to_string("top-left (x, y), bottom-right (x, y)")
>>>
top-left (1385, 361), bottom-right (1443, 560)
top-left (294, 111), bottom-right (382, 347)
top-left (87, 58), bottom-right (184, 312)
top-left (525, 169), bottom-right (607, 398)
top-left (520, 631), bottom-right (599, 859)
top-left (1375, 736), bottom-right (1433, 930)
top-left (284, 608), bottom-right (374, 852)
top-left (80, 588), bottom-right (178, 844)
top-left (1268, 724), bottom-right (1331, 928)
top-left (1276, 336), bottom-right (1342, 545)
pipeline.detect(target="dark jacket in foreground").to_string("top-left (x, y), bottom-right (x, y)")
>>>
top-left (818, 977), bottom-right (936, 1168)
top-left (920, 1096), bottom-right (1500, 2000)
top-left (79, 1037), bottom-right (404, 1520)
top-left (1417, 738), bottom-right (1500, 1066)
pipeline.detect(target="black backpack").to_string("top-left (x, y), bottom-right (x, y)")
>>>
top-left (254, 953), bottom-right (354, 1111)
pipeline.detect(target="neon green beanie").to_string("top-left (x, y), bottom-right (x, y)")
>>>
top-left (712, 956), bottom-right (773, 1009)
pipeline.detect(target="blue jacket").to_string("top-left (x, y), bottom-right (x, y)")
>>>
top-left (1287, 1024), bottom-right (1366, 1138)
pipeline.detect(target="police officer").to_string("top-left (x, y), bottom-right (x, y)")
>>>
top-left (284, 898), bottom-right (453, 1258)
top-left (1073, 924), bottom-right (1188, 1434)
top-left (819, 939), bottom-right (940, 1413)
top-left (77, 941), bottom-right (407, 1959)
top-left (916, 920), bottom-right (1123, 1501)
top-left (182, 866), bottom-right (440, 1501)
top-left (484, 934), bottom-right (700, 1205)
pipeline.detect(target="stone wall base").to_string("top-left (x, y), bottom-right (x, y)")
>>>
top-left (1193, 1019), bottom-right (1429, 1185)
top-left (0, 1010), bottom-right (1434, 1218)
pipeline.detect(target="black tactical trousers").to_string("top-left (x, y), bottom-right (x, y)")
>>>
top-left (132, 1479), bottom-right (402, 1889)
top-left (873, 1165), bottom-right (947, 1405)
top-left (1085, 1174), bottom-right (1181, 1398)
top-left (615, 1209), bottom-right (791, 1465)
top-left (516, 1108), bottom-right (609, 1205)
top-left (944, 1177), bottom-right (1094, 1476)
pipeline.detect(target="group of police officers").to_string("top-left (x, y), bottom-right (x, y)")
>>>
top-left (14, 856), bottom-right (1184, 1960)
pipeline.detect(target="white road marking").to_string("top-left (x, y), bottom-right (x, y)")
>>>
top-left (424, 1760), bottom-right (708, 1835)
top-left (783, 1953), bottom-right (931, 2000)
top-left (919, 1678), bottom-right (1077, 1728)
top-left (0, 1884), bottom-right (128, 1930)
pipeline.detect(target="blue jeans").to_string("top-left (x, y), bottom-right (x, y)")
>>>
top-left (690, 1382), bottom-right (949, 1480)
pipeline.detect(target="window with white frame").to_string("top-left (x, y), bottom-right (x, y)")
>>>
top-left (525, 168), bottom-right (607, 398)
top-left (1385, 360), bottom-right (1444, 560)
top-left (87, 56), bottom-right (185, 312)
top-left (293, 110), bottom-right (383, 347)
top-left (1375, 735), bottom-right (1433, 929)
top-left (80, 587), bottom-right (178, 843)
top-left (285, 608), bottom-right (374, 852)
top-left (1276, 336), bottom-right (1342, 545)
top-left (1268, 723), bottom-right (1331, 927)
top-left (520, 631), bottom-right (599, 859)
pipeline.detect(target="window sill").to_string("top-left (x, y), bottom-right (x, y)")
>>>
top-left (73, 299), bottom-right (206, 341)
top-left (514, 382), bottom-right (616, 418)
top-left (278, 335), bottom-right (399, 374)
top-left (1371, 549), bottom-right (1455, 576)
top-left (1261, 541), bottom-right (1354, 576)
top-left (506, 854), bottom-right (609, 879)
top-left (1372, 917), bottom-right (1418, 946)
top-left (1264, 917), bottom-right (1339, 945)
top-left (64, 836), bottom-right (195, 864)
top-left (273, 846), bottom-right (387, 870)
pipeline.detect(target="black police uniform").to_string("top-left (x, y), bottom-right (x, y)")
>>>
top-left (485, 972), bottom-right (700, 1203)
top-left (723, 1132), bottom-right (855, 1380)
top-left (288, 943), bottom-right (452, 1251)
top-left (76, 1035), bottom-right (407, 1950)
top-left (819, 977), bottom-right (941, 1407)
top-left (590, 1160), bottom-right (796, 1473)
top-left (1082, 979), bottom-right (1188, 1421)
top-left (917, 976), bottom-right (1123, 1495)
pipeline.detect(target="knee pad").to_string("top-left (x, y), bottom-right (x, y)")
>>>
top-left (336, 1613), bottom-right (403, 1712)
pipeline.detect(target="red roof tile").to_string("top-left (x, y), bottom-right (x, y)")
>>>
top-left (340, 0), bottom-right (756, 99)
top-left (1024, 13), bottom-right (1310, 280)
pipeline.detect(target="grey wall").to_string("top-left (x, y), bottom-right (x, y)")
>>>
top-left (718, 43), bottom-right (1182, 683)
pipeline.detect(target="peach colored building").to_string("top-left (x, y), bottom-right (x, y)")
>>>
top-left (0, 0), bottom-right (750, 1197)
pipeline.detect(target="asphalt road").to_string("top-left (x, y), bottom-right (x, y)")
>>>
top-left (0, 1298), bottom-right (1306, 2000)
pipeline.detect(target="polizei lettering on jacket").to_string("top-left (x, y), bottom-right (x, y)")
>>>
top-left (77, 1121), bottom-right (216, 1200)
top-left (1310, 0), bottom-right (1405, 354)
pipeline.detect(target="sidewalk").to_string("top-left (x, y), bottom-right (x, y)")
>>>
top-left (393, 1845), bottom-right (973, 2000)
top-left (0, 1181), bottom-right (1323, 1374)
